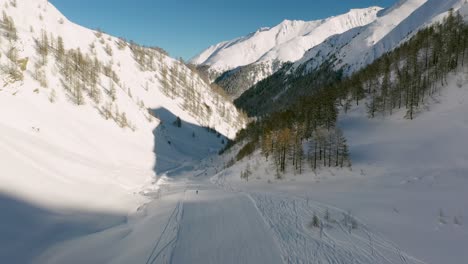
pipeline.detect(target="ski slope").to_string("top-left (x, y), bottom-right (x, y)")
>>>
top-left (33, 163), bottom-right (425, 264)
top-left (171, 189), bottom-right (283, 264)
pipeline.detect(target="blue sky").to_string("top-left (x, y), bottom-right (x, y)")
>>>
top-left (49, 0), bottom-right (397, 60)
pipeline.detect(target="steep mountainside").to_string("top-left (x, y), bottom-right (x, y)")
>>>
top-left (0, 0), bottom-right (246, 212)
top-left (190, 7), bottom-right (381, 98)
top-left (295, 0), bottom-right (466, 74)
top-left (236, 0), bottom-right (468, 116)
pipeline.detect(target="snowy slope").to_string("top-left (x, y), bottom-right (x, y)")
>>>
top-left (190, 7), bottom-right (381, 78)
top-left (295, 0), bottom-right (467, 74)
top-left (35, 71), bottom-right (468, 264)
top-left (213, 70), bottom-right (468, 264)
top-left (0, 0), bottom-right (245, 213)
top-left (0, 0), bottom-right (246, 262)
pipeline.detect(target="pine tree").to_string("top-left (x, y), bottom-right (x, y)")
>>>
top-left (49, 89), bottom-right (57, 103)
top-left (312, 213), bottom-right (320, 228)
top-left (160, 65), bottom-right (170, 96)
top-left (36, 30), bottom-right (49, 65)
top-left (2, 11), bottom-right (17, 42)
top-left (56, 36), bottom-right (65, 61)
top-left (109, 80), bottom-right (116, 101)
top-left (73, 80), bottom-right (84, 105)
top-left (102, 101), bottom-right (113, 120)
top-left (174, 116), bottom-right (182, 127)
top-left (120, 112), bottom-right (128, 128)
top-left (104, 43), bottom-right (113, 56)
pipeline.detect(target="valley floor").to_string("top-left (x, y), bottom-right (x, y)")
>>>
top-left (3, 73), bottom-right (468, 264)
top-left (33, 167), bottom-right (426, 264)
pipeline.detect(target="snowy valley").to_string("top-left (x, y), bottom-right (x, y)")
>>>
top-left (1, 0), bottom-right (468, 264)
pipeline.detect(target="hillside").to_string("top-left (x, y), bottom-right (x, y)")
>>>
top-left (216, 8), bottom-right (468, 263)
top-left (214, 69), bottom-right (468, 264)
top-left (0, 0), bottom-right (246, 212)
top-left (236, 0), bottom-right (468, 116)
top-left (295, 0), bottom-right (466, 74)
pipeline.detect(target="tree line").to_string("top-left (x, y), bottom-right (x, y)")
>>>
top-left (233, 85), bottom-right (350, 176)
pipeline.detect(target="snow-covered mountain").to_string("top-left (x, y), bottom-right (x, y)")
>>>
top-left (234, 0), bottom-right (468, 116)
top-left (0, 0), bottom-right (246, 212)
top-left (190, 7), bottom-right (382, 97)
top-left (295, 0), bottom-right (467, 74)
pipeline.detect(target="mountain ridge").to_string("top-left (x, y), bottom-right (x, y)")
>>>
top-left (190, 7), bottom-right (382, 98)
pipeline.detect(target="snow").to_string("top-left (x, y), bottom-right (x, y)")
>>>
top-left (0, 93), bottom-right (151, 212)
top-left (295, 0), bottom-right (467, 75)
top-left (213, 71), bottom-right (468, 264)
top-left (171, 190), bottom-right (283, 264)
top-left (30, 71), bottom-right (468, 264)
top-left (0, 0), bottom-right (243, 262)
top-left (0, 0), bottom-right (243, 211)
top-left (190, 7), bottom-right (382, 77)
top-left (1, 0), bottom-right (468, 263)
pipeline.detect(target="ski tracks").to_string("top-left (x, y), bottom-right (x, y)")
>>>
top-left (145, 192), bottom-right (185, 264)
top-left (247, 192), bottom-right (427, 264)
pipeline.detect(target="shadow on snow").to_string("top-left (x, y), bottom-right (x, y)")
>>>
top-left (151, 107), bottom-right (227, 177)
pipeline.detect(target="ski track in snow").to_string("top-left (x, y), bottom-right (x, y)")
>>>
top-left (145, 198), bottom-right (184, 264)
top-left (247, 193), bottom-right (426, 264)
top-left (170, 188), bottom-right (284, 264)
top-left (212, 172), bottom-right (426, 264)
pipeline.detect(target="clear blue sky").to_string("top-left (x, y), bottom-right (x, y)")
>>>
top-left (49, 0), bottom-right (397, 60)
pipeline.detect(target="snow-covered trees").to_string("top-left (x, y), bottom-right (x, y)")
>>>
top-left (35, 29), bottom-right (49, 66)
top-left (0, 8), bottom-right (244, 137)
top-left (0, 12), bottom-right (23, 82)
top-left (32, 30), bottom-right (50, 87)
top-left (34, 66), bottom-right (47, 88)
top-left (1, 11), bottom-right (17, 42)
top-left (56, 36), bottom-right (65, 61)
top-left (357, 10), bottom-right (468, 120)
top-left (2, 45), bottom-right (23, 82)
top-left (104, 43), bottom-right (112, 56)
top-left (160, 64), bottom-right (170, 95)
top-left (49, 89), bottom-right (57, 103)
